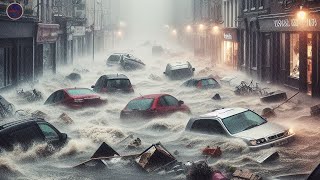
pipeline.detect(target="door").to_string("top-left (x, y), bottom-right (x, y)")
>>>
top-left (156, 95), bottom-right (180, 115)
top-left (37, 123), bottom-right (62, 148)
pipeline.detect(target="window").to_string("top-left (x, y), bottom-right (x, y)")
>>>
top-left (290, 34), bottom-right (299, 79)
top-left (251, 32), bottom-right (257, 68)
top-left (191, 119), bottom-right (225, 135)
top-left (45, 93), bottom-right (56, 104)
top-left (243, 0), bottom-right (248, 11)
top-left (258, 0), bottom-right (264, 9)
top-left (158, 97), bottom-right (168, 106)
top-left (67, 89), bottom-right (95, 96)
top-left (163, 95), bottom-right (179, 106)
top-left (0, 48), bottom-right (4, 88)
top-left (38, 124), bottom-right (59, 139)
top-left (107, 55), bottom-right (120, 62)
top-left (280, 33), bottom-right (286, 69)
top-left (106, 79), bottom-right (131, 89)
top-left (127, 98), bottom-right (154, 110)
top-left (242, 31), bottom-right (246, 67)
top-left (54, 90), bottom-right (65, 103)
top-left (222, 110), bottom-right (266, 134)
top-left (250, 0), bottom-right (256, 10)
top-left (10, 125), bottom-right (43, 147)
top-left (207, 78), bottom-right (219, 86)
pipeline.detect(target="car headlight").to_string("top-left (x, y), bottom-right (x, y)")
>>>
top-left (249, 138), bottom-right (267, 146)
top-left (286, 128), bottom-right (294, 136)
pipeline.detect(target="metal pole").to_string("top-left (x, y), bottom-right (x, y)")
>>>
top-left (93, 0), bottom-right (95, 62)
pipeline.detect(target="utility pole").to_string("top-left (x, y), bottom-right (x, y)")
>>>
top-left (93, 0), bottom-right (95, 62)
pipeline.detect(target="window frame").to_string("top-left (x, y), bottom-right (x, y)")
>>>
top-left (163, 95), bottom-right (179, 106)
top-left (190, 118), bottom-right (227, 135)
top-left (37, 123), bottom-right (60, 140)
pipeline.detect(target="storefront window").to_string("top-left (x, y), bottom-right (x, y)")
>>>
top-left (290, 34), bottom-right (299, 79)
top-left (280, 33), bottom-right (286, 70)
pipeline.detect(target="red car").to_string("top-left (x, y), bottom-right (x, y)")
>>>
top-left (44, 88), bottom-right (107, 109)
top-left (120, 94), bottom-right (191, 119)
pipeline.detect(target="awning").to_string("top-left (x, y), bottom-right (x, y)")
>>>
top-left (36, 23), bottom-right (60, 43)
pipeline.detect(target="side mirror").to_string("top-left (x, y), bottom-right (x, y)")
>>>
top-left (192, 68), bottom-right (195, 71)
top-left (178, 100), bottom-right (184, 106)
top-left (163, 72), bottom-right (166, 74)
top-left (60, 133), bottom-right (68, 142)
top-left (91, 85), bottom-right (95, 88)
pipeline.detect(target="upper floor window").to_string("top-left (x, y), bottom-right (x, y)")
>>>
top-left (250, 0), bottom-right (256, 10)
top-left (258, 0), bottom-right (264, 9)
top-left (243, 0), bottom-right (248, 11)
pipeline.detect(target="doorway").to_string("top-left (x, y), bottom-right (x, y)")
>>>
top-left (307, 33), bottom-right (312, 95)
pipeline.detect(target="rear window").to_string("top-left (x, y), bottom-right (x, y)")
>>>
top-left (172, 68), bottom-right (192, 75)
top-left (67, 89), bottom-right (95, 96)
top-left (107, 79), bottom-right (131, 89)
top-left (126, 98), bottom-right (154, 110)
top-left (207, 78), bottom-right (218, 85)
top-left (108, 55), bottom-right (120, 62)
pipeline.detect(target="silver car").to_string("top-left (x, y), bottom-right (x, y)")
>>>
top-left (185, 108), bottom-right (295, 149)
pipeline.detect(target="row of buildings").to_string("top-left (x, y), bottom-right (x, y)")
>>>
top-left (175, 0), bottom-right (320, 98)
top-left (0, 0), bottom-right (121, 91)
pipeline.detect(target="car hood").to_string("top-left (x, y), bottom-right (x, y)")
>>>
top-left (233, 122), bottom-right (287, 140)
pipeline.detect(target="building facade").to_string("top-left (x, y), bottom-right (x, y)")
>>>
top-left (0, 1), bottom-right (37, 90)
top-left (239, 0), bottom-right (320, 97)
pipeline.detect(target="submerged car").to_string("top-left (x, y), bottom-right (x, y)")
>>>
top-left (92, 74), bottom-right (134, 93)
top-left (120, 94), bottom-right (191, 119)
top-left (44, 88), bottom-right (107, 109)
top-left (106, 53), bottom-right (129, 67)
top-left (186, 108), bottom-right (294, 149)
top-left (0, 118), bottom-right (68, 152)
top-left (120, 55), bottom-right (146, 70)
top-left (152, 45), bottom-right (164, 56)
top-left (182, 77), bottom-right (220, 89)
top-left (164, 62), bottom-right (195, 80)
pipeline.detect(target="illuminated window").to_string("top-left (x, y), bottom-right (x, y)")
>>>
top-left (290, 34), bottom-right (299, 79)
top-left (250, 0), bottom-right (256, 10)
top-left (258, 0), bottom-right (264, 9)
top-left (243, 0), bottom-right (248, 11)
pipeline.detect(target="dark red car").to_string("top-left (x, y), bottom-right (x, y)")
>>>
top-left (120, 94), bottom-right (191, 119)
top-left (44, 88), bottom-right (107, 109)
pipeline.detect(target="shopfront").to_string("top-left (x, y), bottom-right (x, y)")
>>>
top-left (259, 13), bottom-right (320, 97)
top-left (222, 28), bottom-right (238, 68)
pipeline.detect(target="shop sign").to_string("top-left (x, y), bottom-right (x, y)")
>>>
top-left (222, 28), bottom-right (238, 42)
top-left (6, 3), bottom-right (23, 20)
top-left (73, 26), bottom-right (85, 36)
top-left (273, 18), bottom-right (317, 28)
top-left (37, 23), bottom-right (60, 43)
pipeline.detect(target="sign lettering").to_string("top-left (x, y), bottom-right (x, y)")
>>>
top-left (273, 18), bottom-right (318, 28)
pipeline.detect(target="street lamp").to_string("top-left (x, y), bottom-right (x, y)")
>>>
top-left (185, 25), bottom-right (192, 33)
top-left (117, 30), bottom-right (123, 37)
top-left (172, 29), bottom-right (177, 35)
top-left (212, 25), bottom-right (219, 34)
top-left (297, 6), bottom-right (307, 20)
top-left (198, 23), bottom-right (205, 31)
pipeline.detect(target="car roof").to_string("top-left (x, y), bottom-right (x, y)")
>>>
top-left (188, 77), bottom-right (215, 81)
top-left (168, 62), bottom-right (191, 70)
top-left (102, 74), bottom-right (129, 80)
top-left (199, 108), bottom-right (248, 119)
top-left (132, 94), bottom-right (168, 100)
top-left (63, 88), bottom-right (93, 91)
top-left (0, 118), bottom-right (47, 131)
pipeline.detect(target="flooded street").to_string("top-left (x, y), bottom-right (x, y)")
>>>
top-left (0, 43), bottom-right (319, 180)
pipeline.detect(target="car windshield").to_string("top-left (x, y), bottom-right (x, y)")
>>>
top-left (106, 79), bottom-right (131, 89)
top-left (126, 98), bottom-right (154, 110)
top-left (207, 78), bottom-right (218, 85)
top-left (222, 110), bottom-right (267, 134)
top-left (172, 68), bottom-right (192, 76)
top-left (108, 55), bottom-right (120, 62)
top-left (67, 89), bottom-right (95, 96)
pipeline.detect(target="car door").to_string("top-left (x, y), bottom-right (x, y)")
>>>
top-left (191, 119), bottom-right (226, 135)
top-left (9, 124), bottom-right (44, 150)
top-left (37, 123), bottom-right (62, 148)
top-left (156, 96), bottom-right (170, 115)
top-left (163, 95), bottom-right (180, 113)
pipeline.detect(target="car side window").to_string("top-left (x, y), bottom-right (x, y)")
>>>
top-left (9, 125), bottom-right (43, 146)
top-left (45, 92), bottom-right (56, 104)
top-left (191, 119), bottom-right (225, 135)
top-left (163, 95), bottom-right (179, 106)
top-left (38, 123), bottom-right (59, 139)
top-left (208, 78), bottom-right (218, 86)
top-left (158, 97), bottom-right (168, 107)
top-left (54, 90), bottom-right (65, 103)
top-left (202, 80), bottom-right (209, 86)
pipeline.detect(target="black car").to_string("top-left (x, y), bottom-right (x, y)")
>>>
top-left (182, 77), bottom-right (220, 89)
top-left (164, 62), bottom-right (195, 80)
top-left (0, 118), bottom-right (68, 152)
top-left (106, 53), bottom-right (128, 67)
top-left (120, 56), bottom-right (146, 70)
top-left (92, 74), bottom-right (134, 93)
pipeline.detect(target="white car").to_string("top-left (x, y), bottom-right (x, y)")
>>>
top-left (185, 108), bottom-right (295, 149)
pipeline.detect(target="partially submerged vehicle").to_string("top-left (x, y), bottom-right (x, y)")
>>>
top-left (44, 88), bottom-right (107, 109)
top-left (164, 62), bottom-right (195, 80)
top-left (152, 45), bottom-right (164, 56)
top-left (120, 94), bottom-right (190, 119)
top-left (182, 77), bottom-right (220, 89)
top-left (186, 108), bottom-right (295, 149)
top-left (106, 53), bottom-right (129, 67)
top-left (0, 118), bottom-right (68, 152)
top-left (0, 95), bottom-right (14, 118)
top-left (120, 55), bottom-right (146, 70)
top-left (92, 74), bottom-right (134, 93)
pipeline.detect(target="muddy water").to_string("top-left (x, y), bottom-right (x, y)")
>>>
top-left (1, 44), bottom-right (320, 180)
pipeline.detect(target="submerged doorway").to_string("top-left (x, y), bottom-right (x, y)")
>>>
top-left (307, 33), bottom-right (313, 95)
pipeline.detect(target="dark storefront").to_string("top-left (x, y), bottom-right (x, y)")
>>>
top-left (0, 20), bottom-right (36, 90)
top-left (239, 1), bottom-right (320, 98)
top-left (222, 28), bottom-right (239, 68)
